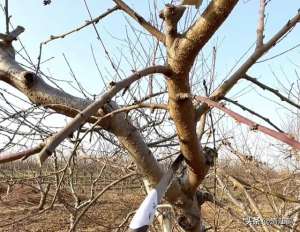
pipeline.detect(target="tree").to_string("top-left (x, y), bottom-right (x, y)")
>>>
top-left (0, 0), bottom-right (299, 231)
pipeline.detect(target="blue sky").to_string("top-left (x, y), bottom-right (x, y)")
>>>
top-left (1, 1), bottom-right (299, 88)
top-left (0, 0), bottom-right (299, 152)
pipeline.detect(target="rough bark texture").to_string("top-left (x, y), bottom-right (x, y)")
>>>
top-left (158, 1), bottom-right (239, 230)
top-left (163, 0), bottom-right (238, 193)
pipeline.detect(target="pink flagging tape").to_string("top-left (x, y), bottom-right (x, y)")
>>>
top-left (196, 96), bottom-right (300, 150)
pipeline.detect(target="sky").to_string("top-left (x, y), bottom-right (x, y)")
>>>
top-left (0, 0), bottom-right (299, 165)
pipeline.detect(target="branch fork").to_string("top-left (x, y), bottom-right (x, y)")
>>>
top-left (0, 26), bottom-right (25, 44)
top-left (159, 4), bottom-right (186, 46)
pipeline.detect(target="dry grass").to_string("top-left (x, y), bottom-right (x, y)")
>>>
top-left (0, 159), bottom-right (299, 232)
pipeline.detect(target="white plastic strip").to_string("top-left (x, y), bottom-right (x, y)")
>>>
top-left (128, 154), bottom-right (183, 232)
top-left (129, 189), bottom-right (157, 229)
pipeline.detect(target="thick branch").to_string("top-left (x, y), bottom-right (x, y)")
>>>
top-left (196, 10), bottom-right (300, 118)
top-left (162, 1), bottom-right (238, 195)
top-left (0, 143), bottom-right (45, 163)
top-left (38, 65), bottom-right (171, 164)
top-left (0, 40), bottom-right (168, 184)
top-left (113, 0), bottom-right (165, 44)
top-left (169, 0), bottom-right (238, 74)
top-left (0, 26), bottom-right (25, 43)
top-left (159, 4), bottom-right (186, 46)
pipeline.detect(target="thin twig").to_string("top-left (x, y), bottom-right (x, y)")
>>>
top-left (4, 0), bottom-right (9, 34)
top-left (256, 42), bottom-right (300, 63)
top-left (223, 97), bottom-right (283, 132)
top-left (62, 53), bottom-right (90, 98)
top-left (69, 172), bottom-right (136, 232)
top-left (256, 0), bottom-right (266, 49)
top-left (35, 43), bottom-right (43, 75)
top-left (42, 6), bottom-right (119, 45)
top-left (244, 74), bottom-right (300, 110)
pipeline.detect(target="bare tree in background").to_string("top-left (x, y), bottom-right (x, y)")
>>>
top-left (0, 0), bottom-right (300, 231)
